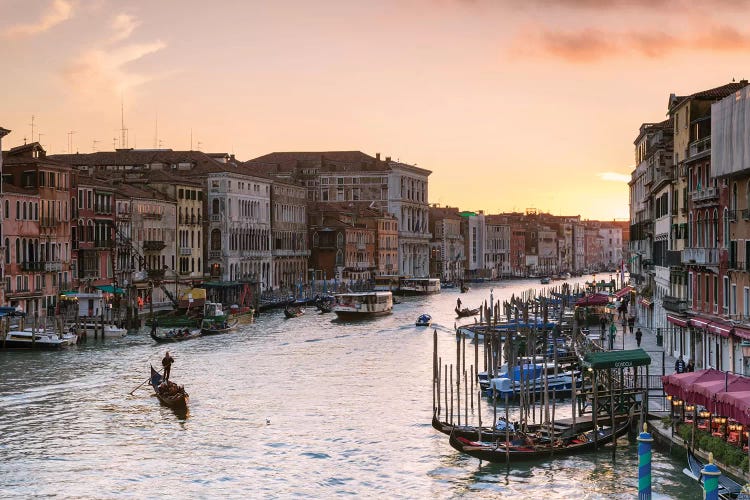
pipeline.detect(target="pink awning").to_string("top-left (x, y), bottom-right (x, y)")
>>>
top-left (661, 368), bottom-right (724, 402)
top-left (666, 314), bottom-right (689, 328)
top-left (691, 316), bottom-right (712, 329)
top-left (575, 293), bottom-right (610, 307)
top-left (614, 286), bottom-right (634, 299)
top-left (688, 374), bottom-right (750, 410)
top-left (716, 391), bottom-right (750, 426)
top-left (735, 326), bottom-right (750, 340)
top-left (708, 321), bottom-right (732, 338)
top-left (639, 297), bottom-right (652, 307)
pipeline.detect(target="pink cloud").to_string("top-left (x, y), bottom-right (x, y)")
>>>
top-left (4, 0), bottom-right (72, 38)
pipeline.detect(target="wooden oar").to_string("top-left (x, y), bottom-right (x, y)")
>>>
top-left (129, 368), bottom-right (162, 395)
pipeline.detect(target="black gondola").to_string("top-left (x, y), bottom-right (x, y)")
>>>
top-left (149, 365), bottom-right (189, 410)
top-left (150, 327), bottom-right (201, 343)
top-left (455, 306), bottom-right (480, 318)
top-left (683, 449), bottom-right (743, 499)
top-left (432, 413), bottom-right (528, 442)
top-left (200, 318), bottom-right (239, 335)
top-left (448, 416), bottom-right (631, 463)
top-left (284, 306), bottom-right (304, 318)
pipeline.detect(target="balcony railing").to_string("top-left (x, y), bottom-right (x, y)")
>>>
top-left (210, 214), bottom-right (222, 223)
top-left (663, 295), bottom-right (688, 313)
top-left (209, 250), bottom-right (222, 259)
top-left (688, 137), bottom-right (711, 159)
top-left (45, 261), bottom-right (62, 272)
top-left (691, 186), bottom-right (718, 203)
top-left (743, 209), bottom-right (750, 221)
top-left (94, 239), bottom-right (113, 249)
top-left (78, 270), bottom-right (99, 279)
top-left (143, 240), bottom-right (166, 251)
top-left (729, 210), bottom-right (739, 222)
top-left (142, 212), bottom-right (162, 220)
top-left (731, 260), bottom-right (747, 271)
top-left (179, 247), bottom-right (192, 256)
top-left (21, 261), bottom-right (44, 272)
top-left (682, 247), bottom-right (720, 266)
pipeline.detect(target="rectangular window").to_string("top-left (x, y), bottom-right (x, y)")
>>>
top-left (724, 276), bottom-right (730, 315)
top-left (732, 284), bottom-right (738, 315)
top-left (696, 273), bottom-right (701, 302)
top-left (744, 287), bottom-right (749, 318)
top-left (714, 276), bottom-right (718, 313)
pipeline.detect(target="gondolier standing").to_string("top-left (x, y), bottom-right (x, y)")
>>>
top-left (457, 297), bottom-right (462, 310)
top-left (162, 351), bottom-right (174, 381)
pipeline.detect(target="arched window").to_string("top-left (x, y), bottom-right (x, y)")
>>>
top-left (688, 212), bottom-right (693, 247)
top-left (336, 233), bottom-right (344, 248)
top-left (4, 238), bottom-right (9, 264)
top-left (15, 238), bottom-right (20, 264)
top-left (696, 212), bottom-right (702, 247)
top-left (22, 202), bottom-right (27, 220)
top-left (313, 232), bottom-right (319, 247)
top-left (724, 208), bottom-right (730, 249)
top-left (34, 202), bottom-right (38, 220)
top-left (335, 249), bottom-right (344, 267)
top-left (3, 200), bottom-right (8, 219)
top-left (713, 209), bottom-right (719, 247)
top-left (733, 182), bottom-right (739, 212)
top-left (15, 201), bottom-right (20, 220)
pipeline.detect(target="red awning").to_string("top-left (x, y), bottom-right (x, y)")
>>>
top-left (735, 326), bottom-right (750, 340)
top-left (662, 368), bottom-right (724, 402)
top-left (691, 316), bottom-right (712, 329)
top-left (639, 297), bottom-right (652, 307)
top-left (614, 286), bottom-right (634, 299)
top-left (708, 321), bottom-right (732, 338)
top-left (666, 314), bottom-right (689, 328)
top-left (689, 374), bottom-right (750, 410)
top-left (716, 390), bottom-right (750, 426)
top-left (575, 293), bottom-right (610, 307)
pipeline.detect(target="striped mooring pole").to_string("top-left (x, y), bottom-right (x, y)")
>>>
top-left (637, 422), bottom-right (653, 500)
top-left (701, 452), bottom-right (721, 500)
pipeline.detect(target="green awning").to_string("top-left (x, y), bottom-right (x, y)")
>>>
top-left (60, 290), bottom-right (78, 296)
top-left (583, 349), bottom-right (651, 370)
top-left (94, 285), bottom-right (125, 294)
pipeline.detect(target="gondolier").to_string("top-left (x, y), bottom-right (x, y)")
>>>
top-left (162, 351), bottom-right (174, 381)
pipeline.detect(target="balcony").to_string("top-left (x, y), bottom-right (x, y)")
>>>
top-left (743, 209), bottom-right (750, 221)
top-left (147, 269), bottom-right (165, 280)
top-left (179, 247), bottom-right (192, 256)
top-left (21, 261), bottom-right (44, 272)
top-left (209, 250), bottom-right (222, 260)
top-left (94, 239), bottom-right (113, 249)
top-left (690, 186), bottom-right (718, 204)
top-left (117, 210), bottom-right (131, 219)
top-left (730, 260), bottom-right (747, 271)
top-left (688, 136), bottom-right (711, 160)
top-left (142, 212), bottom-right (162, 220)
top-left (272, 249), bottom-right (311, 257)
top-left (79, 269), bottom-right (99, 279)
top-left (45, 261), bottom-right (62, 272)
top-left (682, 247), bottom-right (720, 266)
top-left (663, 295), bottom-right (688, 313)
top-left (210, 214), bottom-right (222, 223)
top-left (143, 240), bottom-right (166, 251)
top-left (729, 210), bottom-right (739, 222)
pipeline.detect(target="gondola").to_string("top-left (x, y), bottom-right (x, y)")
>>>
top-left (284, 306), bottom-right (304, 318)
top-left (318, 302), bottom-right (333, 313)
top-left (455, 306), bottom-right (480, 318)
top-left (416, 314), bottom-right (432, 327)
top-left (200, 318), bottom-right (239, 335)
top-left (150, 327), bottom-right (201, 343)
top-left (432, 413), bottom-right (528, 442)
top-left (149, 365), bottom-right (189, 410)
top-left (683, 448), bottom-right (743, 499)
top-left (448, 416), bottom-right (631, 463)
top-left (460, 285), bottom-right (470, 293)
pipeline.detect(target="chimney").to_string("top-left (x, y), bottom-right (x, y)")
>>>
top-left (376, 153), bottom-right (380, 160)
top-left (385, 156), bottom-right (391, 162)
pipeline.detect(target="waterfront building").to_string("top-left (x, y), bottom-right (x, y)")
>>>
top-left (269, 179), bottom-right (309, 290)
top-left (3, 143), bottom-right (73, 316)
top-left (711, 83), bottom-right (750, 374)
top-left (428, 205), bottom-right (464, 281)
top-left (538, 226), bottom-right (557, 275)
top-left (584, 228), bottom-right (604, 271)
top-left (373, 211), bottom-right (399, 277)
top-left (484, 215), bottom-right (510, 279)
top-left (205, 170), bottom-right (272, 289)
top-left (0, 126), bottom-right (10, 306)
top-left (572, 222), bottom-right (585, 273)
top-left (247, 151), bottom-right (432, 277)
top-left (460, 210), bottom-right (488, 280)
top-left (510, 225), bottom-right (526, 277)
top-left (72, 174), bottom-right (115, 293)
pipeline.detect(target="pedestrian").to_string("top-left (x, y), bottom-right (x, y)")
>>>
top-left (162, 351), bottom-right (174, 381)
top-left (600, 315), bottom-right (607, 333)
top-left (687, 358), bottom-right (695, 372)
top-left (627, 316), bottom-right (635, 334)
top-left (635, 328), bottom-right (642, 347)
top-left (674, 356), bottom-right (686, 374)
top-left (608, 321), bottom-right (617, 350)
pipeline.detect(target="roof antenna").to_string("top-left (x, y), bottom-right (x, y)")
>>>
top-left (120, 95), bottom-right (128, 149)
top-left (29, 115), bottom-right (35, 143)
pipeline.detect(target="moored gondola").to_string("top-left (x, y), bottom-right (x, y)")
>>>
top-left (448, 416), bottom-right (631, 463)
top-left (683, 448), bottom-right (743, 499)
top-left (150, 327), bottom-right (201, 343)
top-left (432, 413), bottom-right (527, 442)
top-left (149, 365), bottom-right (189, 410)
top-left (284, 306), bottom-right (304, 318)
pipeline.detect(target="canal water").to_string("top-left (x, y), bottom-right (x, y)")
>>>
top-left (0, 277), bottom-right (699, 499)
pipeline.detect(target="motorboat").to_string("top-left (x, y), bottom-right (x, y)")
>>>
top-left (397, 278), bottom-right (441, 295)
top-left (416, 314), bottom-right (432, 327)
top-left (1, 327), bottom-right (68, 349)
top-left (69, 322), bottom-right (127, 338)
top-left (333, 291), bottom-right (393, 319)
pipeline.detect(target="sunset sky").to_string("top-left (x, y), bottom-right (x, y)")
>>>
top-left (3, 0), bottom-right (750, 220)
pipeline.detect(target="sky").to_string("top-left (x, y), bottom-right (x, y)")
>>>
top-left (3, 0), bottom-right (750, 220)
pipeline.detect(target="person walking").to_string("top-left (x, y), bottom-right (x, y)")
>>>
top-left (162, 351), bottom-right (174, 381)
top-left (635, 328), bottom-right (643, 347)
top-left (600, 315), bottom-right (607, 334)
top-left (627, 316), bottom-right (635, 334)
top-left (608, 321), bottom-right (617, 350)
top-left (687, 358), bottom-right (695, 372)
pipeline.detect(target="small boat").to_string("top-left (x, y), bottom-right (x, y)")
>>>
top-left (333, 291), bottom-right (393, 319)
top-left (284, 306), bottom-right (304, 318)
top-left (200, 318), bottom-right (238, 335)
top-left (448, 416), bottom-right (631, 463)
top-left (150, 327), bottom-right (201, 343)
top-left (540, 277), bottom-right (551, 284)
top-left (683, 449), bottom-right (743, 499)
top-left (397, 277), bottom-right (441, 295)
top-left (455, 306), bottom-right (480, 318)
top-left (68, 322), bottom-right (127, 338)
top-left (0, 327), bottom-right (68, 349)
top-left (416, 314), bottom-right (432, 327)
top-left (460, 285), bottom-right (470, 293)
top-left (149, 366), bottom-right (188, 410)
top-left (432, 413), bottom-right (527, 442)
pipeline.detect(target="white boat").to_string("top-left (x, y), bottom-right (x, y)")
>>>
top-left (397, 277), bottom-right (441, 295)
top-left (333, 291), bottom-right (393, 319)
top-left (69, 322), bottom-right (127, 338)
top-left (1, 328), bottom-right (67, 349)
